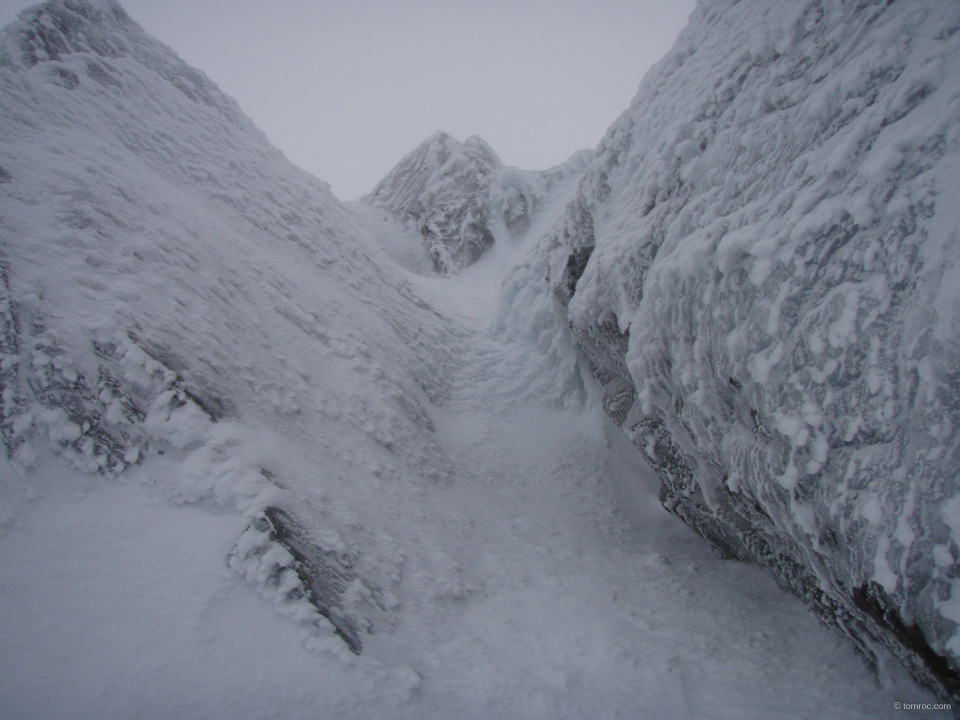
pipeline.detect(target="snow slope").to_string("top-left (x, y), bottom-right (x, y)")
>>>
top-left (0, 0), bottom-right (460, 654)
top-left (0, 0), bottom-right (951, 717)
top-left (504, 0), bottom-right (960, 704)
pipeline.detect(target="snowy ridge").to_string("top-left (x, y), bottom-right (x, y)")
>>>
top-left (365, 131), bottom-right (592, 274)
top-left (504, 0), bottom-right (960, 703)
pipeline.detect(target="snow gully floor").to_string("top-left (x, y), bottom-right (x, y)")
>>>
top-left (0, 256), bottom-right (947, 720)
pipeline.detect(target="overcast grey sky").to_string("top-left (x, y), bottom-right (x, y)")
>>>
top-left (1, 0), bottom-right (694, 200)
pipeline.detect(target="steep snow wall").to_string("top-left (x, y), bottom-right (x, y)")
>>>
top-left (0, 0), bottom-right (459, 652)
top-left (503, 0), bottom-right (960, 703)
top-left (365, 131), bottom-right (591, 274)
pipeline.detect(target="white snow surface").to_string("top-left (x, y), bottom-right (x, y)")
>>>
top-left (0, 1), bottom-right (949, 718)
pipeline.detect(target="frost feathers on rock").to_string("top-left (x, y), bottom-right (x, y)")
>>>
top-left (365, 133), bottom-right (501, 274)
top-left (365, 132), bottom-right (592, 274)
top-left (506, 0), bottom-right (960, 704)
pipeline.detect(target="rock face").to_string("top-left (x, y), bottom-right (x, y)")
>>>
top-left (365, 132), bottom-right (591, 273)
top-left (507, 0), bottom-right (960, 704)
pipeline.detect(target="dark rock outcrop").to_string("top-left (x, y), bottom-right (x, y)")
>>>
top-left (243, 507), bottom-right (366, 654)
top-left (364, 133), bottom-right (500, 273)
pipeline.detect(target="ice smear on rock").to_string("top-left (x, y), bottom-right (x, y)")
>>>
top-left (502, 0), bottom-right (960, 704)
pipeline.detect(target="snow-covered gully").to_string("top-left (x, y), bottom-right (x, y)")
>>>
top-left (1, 245), bottom-right (942, 719)
top-left (1, 0), bottom-right (958, 717)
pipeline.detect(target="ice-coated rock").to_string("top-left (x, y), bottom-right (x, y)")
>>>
top-left (365, 132), bottom-right (592, 274)
top-left (505, 0), bottom-right (960, 704)
top-left (364, 132), bottom-right (500, 273)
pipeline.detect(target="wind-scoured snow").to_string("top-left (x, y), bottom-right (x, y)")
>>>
top-left (506, 0), bottom-right (960, 704)
top-left (0, 0), bottom-right (952, 718)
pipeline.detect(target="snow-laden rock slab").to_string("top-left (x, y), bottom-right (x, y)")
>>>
top-left (504, 0), bottom-right (960, 704)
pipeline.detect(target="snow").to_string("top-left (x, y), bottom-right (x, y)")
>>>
top-left (0, 0), bottom-right (952, 718)
top-left (0, 414), bottom-right (940, 719)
